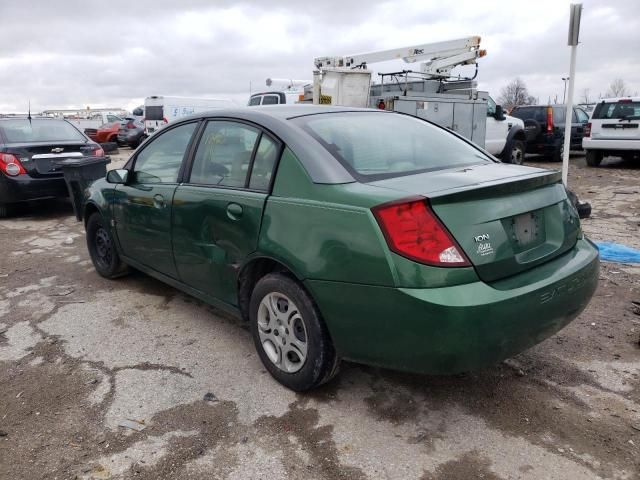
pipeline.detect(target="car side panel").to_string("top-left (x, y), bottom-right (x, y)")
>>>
top-left (258, 148), bottom-right (396, 286)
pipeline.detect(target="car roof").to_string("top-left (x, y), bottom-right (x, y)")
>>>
top-left (166, 105), bottom-right (390, 184)
top-left (596, 96), bottom-right (640, 103)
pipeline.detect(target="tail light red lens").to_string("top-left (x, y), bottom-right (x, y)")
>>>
top-left (546, 106), bottom-right (554, 133)
top-left (127, 122), bottom-right (135, 129)
top-left (584, 122), bottom-right (591, 137)
top-left (92, 147), bottom-right (105, 157)
top-left (0, 153), bottom-right (27, 176)
top-left (372, 198), bottom-right (470, 267)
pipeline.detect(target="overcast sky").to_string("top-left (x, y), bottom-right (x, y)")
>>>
top-left (1, 0), bottom-right (638, 113)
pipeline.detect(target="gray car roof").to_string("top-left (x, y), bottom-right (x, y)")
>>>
top-left (171, 105), bottom-right (390, 184)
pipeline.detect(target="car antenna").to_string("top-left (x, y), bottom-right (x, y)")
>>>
top-left (27, 100), bottom-right (32, 125)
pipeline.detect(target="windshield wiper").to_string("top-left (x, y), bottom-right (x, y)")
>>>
top-left (618, 115), bottom-right (640, 122)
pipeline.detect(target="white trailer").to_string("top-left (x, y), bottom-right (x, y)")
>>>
top-left (143, 96), bottom-right (235, 135)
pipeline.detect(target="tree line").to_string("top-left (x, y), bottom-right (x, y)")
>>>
top-left (497, 78), bottom-right (636, 111)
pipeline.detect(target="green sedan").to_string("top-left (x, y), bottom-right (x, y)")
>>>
top-left (83, 106), bottom-right (599, 391)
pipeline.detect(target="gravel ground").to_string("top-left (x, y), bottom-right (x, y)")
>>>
top-left (0, 149), bottom-right (638, 480)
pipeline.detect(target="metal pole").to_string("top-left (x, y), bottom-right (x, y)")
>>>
top-left (562, 46), bottom-right (577, 186)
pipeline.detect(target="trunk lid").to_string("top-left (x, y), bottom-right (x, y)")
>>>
top-left (5, 141), bottom-right (94, 178)
top-left (369, 163), bottom-right (580, 282)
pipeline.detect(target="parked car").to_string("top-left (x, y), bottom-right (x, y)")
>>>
top-left (510, 104), bottom-right (590, 161)
top-left (85, 121), bottom-right (120, 144)
top-left (83, 106), bottom-right (599, 391)
top-left (583, 97), bottom-right (640, 167)
top-left (0, 117), bottom-right (104, 217)
top-left (117, 118), bottom-right (145, 148)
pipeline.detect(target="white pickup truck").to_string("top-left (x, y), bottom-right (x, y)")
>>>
top-left (485, 96), bottom-right (527, 164)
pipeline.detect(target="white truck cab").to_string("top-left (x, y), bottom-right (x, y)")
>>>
top-left (485, 96), bottom-right (526, 163)
top-left (583, 97), bottom-right (640, 166)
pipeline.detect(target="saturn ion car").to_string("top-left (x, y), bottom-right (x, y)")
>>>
top-left (83, 106), bottom-right (599, 391)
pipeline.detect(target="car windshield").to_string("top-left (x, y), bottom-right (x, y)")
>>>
top-left (0, 119), bottom-right (85, 143)
top-left (592, 101), bottom-right (640, 120)
top-left (293, 112), bottom-right (491, 180)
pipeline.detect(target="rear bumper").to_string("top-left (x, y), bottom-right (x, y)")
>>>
top-left (0, 173), bottom-right (68, 204)
top-left (583, 138), bottom-right (640, 151)
top-left (306, 238), bottom-right (599, 375)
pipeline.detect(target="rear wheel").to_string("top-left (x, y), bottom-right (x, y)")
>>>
top-left (250, 273), bottom-right (339, 391)
top-left (86, 213), bottom-right (129, 279)
top-left (585, 150), bottom-right (603, 167)
top-left (550, 142), bottom-right (564, 162)
top-left (502, 139), bottom-right (525, 165)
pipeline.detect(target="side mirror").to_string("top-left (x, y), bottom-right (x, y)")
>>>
top-left (106, 169), bottom-right (129, 184)
top-left (495, 105), bottom-right (506, 121)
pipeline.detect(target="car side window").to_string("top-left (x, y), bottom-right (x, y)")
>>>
top-left (249, 135), bottom-right (280, 191)
top-left (487, 97), bottom-right (496, 116)
top-left (132, 122), bottom-right (197, 184)
top-left (107, 115), bottom-right (120, 123)
top-left (189, 121), bottom-right (259, 187)
top-left (248, 96), bottom-right (262, 106)
top-left (262, 95), bottom-right (280, 105)
top-left (575, 108), bottom-right (589, 123)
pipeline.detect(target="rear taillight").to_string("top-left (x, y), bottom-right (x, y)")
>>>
top-left (163, 117), bottom-right (168, 124)
top-left (372, 198), bottom-right (470, 267)
top-left (584, 122), bottom-right (591, 137)
top-left (127, 122), bottom-right (136, 129)
top-left (546, 106), bottom-right (554, 133)
top-left (0, 153), bottom-right (27, 176)
top-left (92, 147), bottom-right (105, 157)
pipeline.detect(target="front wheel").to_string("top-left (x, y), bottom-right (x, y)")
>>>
top-left (502, 139), bottom-right (525, 165)
top-left (86, 213), bottom-right (129, 279)
top-left (585, 150), bottom-right (603, 167)
top-left (249, 273), bottom-right (339, 391)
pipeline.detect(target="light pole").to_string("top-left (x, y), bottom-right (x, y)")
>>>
top-left (562, 77), bottom-right (570, 104)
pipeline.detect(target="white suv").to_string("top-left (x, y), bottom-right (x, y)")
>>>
top-left (583, 97), bottom-right (640, 166)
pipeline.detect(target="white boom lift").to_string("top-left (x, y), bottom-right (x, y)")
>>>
top-left (312, 36), bottom-right (486, 107)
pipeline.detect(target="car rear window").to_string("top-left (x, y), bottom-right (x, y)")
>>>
top-left (592, 101), bottom-right (640, 120)
top-left (0, 119), bottom-right (85, 143)
top-left (145, 106), bottom-right (164, 120)
top-left (511, 107), bottom-right (545, 122)
top-left (292, 112), bottom-right (491, 181)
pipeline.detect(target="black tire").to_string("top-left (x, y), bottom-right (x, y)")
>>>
top-left (550, 142), bottom-right (564, 162)
top-left (86, 213), bottom-right (129, 279)
top-left (501, 139), bottom-right (525, 165)
top-left (585, 150), bottom-right (602, 167)
top-left (249, 273), bottom-right (339, 391)
top-left (100, 142), bottom-right (119, 154)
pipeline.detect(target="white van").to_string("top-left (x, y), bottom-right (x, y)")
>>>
top-left (144, 96), bottom-right (235, 135)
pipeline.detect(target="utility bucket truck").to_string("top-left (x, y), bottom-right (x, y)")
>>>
top-left (308, 37), bottom-right (526, 162)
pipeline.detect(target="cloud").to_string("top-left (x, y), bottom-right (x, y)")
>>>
top-left (0, 0), bottom-right (638, 113)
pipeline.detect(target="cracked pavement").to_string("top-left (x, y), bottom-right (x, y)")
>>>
top-left (0, 150), bottom-right (639, 479)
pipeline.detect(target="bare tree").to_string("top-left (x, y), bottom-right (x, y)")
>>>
top-left (606, 78), bottom-right (631, 98)
top-left (497, 78), bottom-right (537, 110)
top-left (580, 88), bottom-right (591, 104)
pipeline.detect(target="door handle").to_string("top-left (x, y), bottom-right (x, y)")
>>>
top-left (153, 194), bottom-right (165, 208)
top-left (226, 203), bottom-right (243, 220)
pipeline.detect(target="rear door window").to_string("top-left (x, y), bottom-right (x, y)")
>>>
top-left (249, 135), bottom-right (280, 191)
top-left (188, 121), bottom-right (259, 187)
top-left (575, 108), bottom-right (589, 123)
top-left (262, 95), bottom-right (280, 105)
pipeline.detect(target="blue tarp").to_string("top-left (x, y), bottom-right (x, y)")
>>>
top-left (595, 242), bottom-right (640, 264)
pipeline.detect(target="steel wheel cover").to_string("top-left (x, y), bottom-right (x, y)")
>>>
top-left (257, 292), bottom-right (308, 373)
